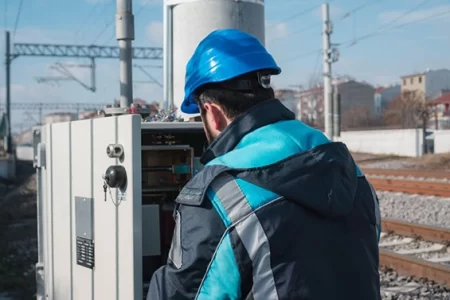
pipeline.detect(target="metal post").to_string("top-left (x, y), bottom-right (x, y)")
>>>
top-left (116, 0), bottom-right (135, 108)
top-left (322, 3), bottom-right (333, 139)
top-left (163, 3), bottom-right (173, 110)
top-left (333, 88), bottom-right (341, 137)
top-left (90, 57), bottom-right (96, 93)
top-left (5, 31), bottom-right (12, 154)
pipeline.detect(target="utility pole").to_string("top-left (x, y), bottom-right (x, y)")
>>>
top-left (322, 3), bottom-right (339, 139)
top-left (5, 31), bottom-right (12, 154)
top-left (322, 3), bottom-right (333, 138)
top-left (116, 0), bottom-right (135, 108)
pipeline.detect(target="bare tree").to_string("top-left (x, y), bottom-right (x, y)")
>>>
top-left (298, 74), bottom-right (324, 128)
top-left (383, 90), bottom-right (427, 128)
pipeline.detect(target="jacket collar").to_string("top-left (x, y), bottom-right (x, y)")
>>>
top-left (200, 98), bottom-right (296, 165)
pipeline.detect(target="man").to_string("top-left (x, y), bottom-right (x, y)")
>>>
top-left (147, 29), bottom-right (381, 300)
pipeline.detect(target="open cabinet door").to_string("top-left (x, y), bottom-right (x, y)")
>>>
top-left (38, 114), bottom-right (142, 300)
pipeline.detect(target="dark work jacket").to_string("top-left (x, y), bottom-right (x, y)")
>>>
top-left (147, 98), bottom-right (381, 300)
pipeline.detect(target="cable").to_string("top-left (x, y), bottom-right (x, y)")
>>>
top-left (339, 0), bottom-right (373, 21)
top-left (342, 0), bottom-right (431, 46)
top-left (279, 48), bottom-right (322, 64)
top-left (344, 1), bottom-right (446, 47)
top-left (268, 0), bottom-right (384, 46)
top-left (267, 0), bottom-right (337, 30)
top-left (12, 0), bottom-right (24, 42)
top-left (74, 2), bottom-right (101, 43)
top-left (89, 3), bottom-right (116, 44)
top-left (4, 0), bottom-right (7, 30)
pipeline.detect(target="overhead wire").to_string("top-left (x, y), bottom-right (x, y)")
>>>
top-left (342, 0), bottom-right (432, 47)
top-left (12, 0), bottom-right (24, 43)
top-left (74, 2), bottom-right (101, 43)
top-left (268, 0), bottom-right (385, 45)
top-left (280, 0), bottom-right (439, 64)
top-left (344, 7), bottom-right (450, 48)
top-left (279, 48), bottom-right (322, 64)
top-left (90, 2), bottom-right (117, 44)
top-left (4, 0), bottom-right (7, 30)
top-left (268, 0), bottom-right (337, 29)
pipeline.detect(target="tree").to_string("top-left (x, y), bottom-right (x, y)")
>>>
top-left (383, 90), bottom-right (428, 128)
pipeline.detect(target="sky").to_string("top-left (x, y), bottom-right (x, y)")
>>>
top-left (0, 0), bottom-right (449, 132)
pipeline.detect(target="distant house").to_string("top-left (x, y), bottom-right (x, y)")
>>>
top-left (401, 68), bottom-right (450, 101)
top-left (429, 90), bottom-right (450, 129)
top-left (274, 89), bottom-right (298, 116)
top-left (298, 78), bottom-right (376, 128)
top-left (374, 85), bottom-right (401, 116)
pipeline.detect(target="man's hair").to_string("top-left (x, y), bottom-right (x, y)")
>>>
top-left (193, 72), bottom-right (275, 119)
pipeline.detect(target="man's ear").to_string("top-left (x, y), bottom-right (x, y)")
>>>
top-left (203, 103), bottom-right (227, 130)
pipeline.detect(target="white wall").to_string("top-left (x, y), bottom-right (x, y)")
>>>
top-left (434, 130), bottom-right (450, 153)
top-left (16, 145), bottom-right (34, 161)
top-left (335, 129), bottom-right (423, 157)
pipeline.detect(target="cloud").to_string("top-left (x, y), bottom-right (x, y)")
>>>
top-left (378, 4), bottom-right (450, 26)
top-left (265, 21), bottom-right (289, 44)
top-left (146, 21), bottom-right (163, 46)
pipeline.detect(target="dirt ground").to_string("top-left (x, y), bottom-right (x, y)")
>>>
top-left (351, 152), bottom-right (450, 170)
top-left (0, 168), bottom-right (37, 300)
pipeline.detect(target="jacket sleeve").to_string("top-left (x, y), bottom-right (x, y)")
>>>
top-left (146, 197), bottom-right (227, 300)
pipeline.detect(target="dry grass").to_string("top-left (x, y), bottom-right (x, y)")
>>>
top-left (410, 152), bottom-right (450, 170)
top-left (350, 152), bottom-right (405, 163)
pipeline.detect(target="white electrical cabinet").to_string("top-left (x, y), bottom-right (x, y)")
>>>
top-left (34, 114), bottom-right (206, 300)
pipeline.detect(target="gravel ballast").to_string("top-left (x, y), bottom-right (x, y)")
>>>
top-left (378, 191), bottom-right (450, 229)
top-left (380, 267), bottom-right (450, 300)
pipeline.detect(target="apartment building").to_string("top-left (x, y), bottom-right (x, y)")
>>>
top-left (401, 68), bottom-right (450, 100)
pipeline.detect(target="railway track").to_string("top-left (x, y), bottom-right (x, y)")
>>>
top-left (380, 219), bottom-right (450, 288)
top-left (369, 177), bottom-right (450, 197)
top-left (363, 168), bottom-right (450, 180)
top-left (361, 168), bottom-right (450, 197)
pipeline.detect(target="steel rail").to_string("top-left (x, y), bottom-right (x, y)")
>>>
top-left (381, 219), bottom-right (450, 244)
top-left (379, 249), bottom-right (450, 288)
top-left (363, 168), bottom-right (450, 180)
top-left (369, 178), bottom-right (450, 197)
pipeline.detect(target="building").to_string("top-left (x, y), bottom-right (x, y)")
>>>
top-left (429, 90), bottom-right (450, 129)
top-left (274, 89), bottom-right (299, 116)
top-left (374, 85), bottom-right (401, 116)
top-left (43, 112), bottom-right (77, 125)
top-left (298, 78), bottom-right (375, 128)
top-left (401, 68), bottom-right (450, 101)
top-left (297, 86), bottom-right (323, 126)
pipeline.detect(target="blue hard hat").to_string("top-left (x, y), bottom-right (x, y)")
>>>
top-left (181, 28), bottom-right (281, 114)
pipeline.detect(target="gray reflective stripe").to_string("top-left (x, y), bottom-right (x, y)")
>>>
top-left (236, 212), bottom-right (279, 300)
top-left (168, 210), bottom-right (182, 269)
top-left (210, 173), bottom-right (279, 300)
top-left (210, 173), bottom-right (253, 223)
top-left (368, 182), bottom-right (381, 235)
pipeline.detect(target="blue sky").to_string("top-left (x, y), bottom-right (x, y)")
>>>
top-left (0, 0), bottom-right (449, 131)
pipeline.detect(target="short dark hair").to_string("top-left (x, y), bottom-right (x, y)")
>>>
top-left (194, 72), bottom-right (275, 119)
